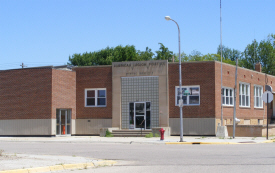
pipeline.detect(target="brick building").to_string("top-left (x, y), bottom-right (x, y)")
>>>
top-left (0, 61), bottom-right (274, 137)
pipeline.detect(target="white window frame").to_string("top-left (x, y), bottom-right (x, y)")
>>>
top-left (175, 85), bottom-right (200, 106)
top-left (239, 82), bottom-right (250, 107)
top-left (254, 85), bottom-right (263, 108)
top-left (222, 87), bottom-right (234, 106)
top-left (85, 88), bottom-right (107, 107)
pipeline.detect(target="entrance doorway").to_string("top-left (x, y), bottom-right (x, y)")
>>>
top-left (129, 102), bottom-right (151, 129)
top-left (56, 109), bottom-right (71, 136)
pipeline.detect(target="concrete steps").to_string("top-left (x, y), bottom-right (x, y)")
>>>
top-left (112, 130), bottom-right (152, 137)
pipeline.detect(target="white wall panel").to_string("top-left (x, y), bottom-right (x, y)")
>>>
top-left (169, 118), bottom-right (215, 135)
top-left (0, 119), bottom-right (52, 136)
top-left (76, 119), bottom-right (112, 135)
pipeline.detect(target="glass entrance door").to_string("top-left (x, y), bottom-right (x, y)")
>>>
top-left (135, 102), bottom-right (145, 129)
top-left (129, 102), bottom-right (151, 129)
top-left (56, 109), bottom-right (71, 136)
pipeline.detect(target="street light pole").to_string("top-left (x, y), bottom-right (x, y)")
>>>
top-left (165, 16), bottom-right (183, 142)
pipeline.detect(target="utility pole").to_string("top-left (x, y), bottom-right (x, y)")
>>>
top-left (20, 63), bottom-right (27, 69)
top-left (220, 0), bottom-right (223, 126)
top-left (233, 58), bottom-right (238, 138)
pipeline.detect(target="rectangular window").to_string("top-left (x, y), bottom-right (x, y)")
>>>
top-left (239, 83), bottom-right (250, 107)
top-left (85, 88), bottom-right (106, 107)
top-left (254, 85), bottom-right (263, 108)
top-left (175, 86), bottom-right (200, 106)
top-left (222, 87), bottom-right (234, 106)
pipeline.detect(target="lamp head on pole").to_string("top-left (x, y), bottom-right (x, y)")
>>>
top-left (165, 16), bottom-right (171, 21)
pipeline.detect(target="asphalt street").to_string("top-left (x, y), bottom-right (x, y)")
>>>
top-left (1, 140), bottom-right (275, 173)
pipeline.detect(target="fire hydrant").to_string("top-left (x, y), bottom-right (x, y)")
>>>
top-left (159, 128), bottom-right (165, 140)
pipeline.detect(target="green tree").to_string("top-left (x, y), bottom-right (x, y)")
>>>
top-left (155, 43), bottom-right (174, 61)
top-left (137, 47), bottom-right (154, 61)
top-left (241, 35), bottom-right (275, 75)
top-left (174, 52), bottom-right (187, 62)
top-left (217, 45), bottom-right (242, 61)
top-left (68, 45), bottom-right (154, 66)
top-left (258, 35), bottom-right (275, 75)
top-left (240, 40), bottom-right (259, 70)
top-left (188, 50), bottom-right (203, 61)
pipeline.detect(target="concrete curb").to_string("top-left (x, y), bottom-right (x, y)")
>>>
top-left (0, 160), bottom-right (117, 173)
top-left (165, 142), bottom-right (241, 145)
top-left (165, 139), bottom-right (275, 145)
top-left (261, 139), bottom-right (275, 143)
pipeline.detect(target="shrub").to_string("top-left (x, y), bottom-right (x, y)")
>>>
top-left (105, 129), bottom-right (114, 137)
top-left (145, 133), bottom-right (153, 138)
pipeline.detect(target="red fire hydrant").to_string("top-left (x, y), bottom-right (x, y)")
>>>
top-left (159, 128), bottom-right (165, 140)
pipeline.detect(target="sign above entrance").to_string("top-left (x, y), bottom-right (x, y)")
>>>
top-left (112, 60), bottom-right (168, 77)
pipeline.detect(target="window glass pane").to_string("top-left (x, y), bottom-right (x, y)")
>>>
top-left (135, 116), bottom-right (145, 128)
top-left (135, 103), bottom-right (144, 115)
top-left (146, 102), bottom-right (150, 111)
top-left (242, 84), bottom-right (244, 94)
top-left (242, 95), bottom-right (245, 106)
top-left (239, 95), bottom-right (241, 106)
top-left (87, 98), bottom-right (95, 106)
top-left (222, 96), bottom-right (225, 104)
top-left (246, 96), bottom-right (249, 106)
top-left (226, 89), bottom-right (228, 96)
top-left (259, 87), bottom-right (262, 96)
top-left (87, 90), bottom-right (95, 97)
top-left (246, 85), bottom-right (249, 96)
top-left (230, 98), bottom-right (233, 105)
top-left (67, 110), bottom-right (71, 124)
top-left (177, 96), bottom-right (180, 105)
top-left (182, 88), bottom-right (187, 95)
top-left (256, 97), bottom-right (259, 107)
top-left (226, 97), bottom-right (229, 104)
top-left (189, 96), bottom-right (199, 104)
top-left (256, 87), bottom-right (259, 96)
top-left (190, 87), bottom-right (199, 95)
top-left (260, 99), bottom-right (263, 107)
top-left (129, 103), bottom-right (134, 128)
top-left (97, 98), bottom-right (106, 105)
top-left (146, 102), bottom-right (151, 129)
top-left (98, 90), bottom-right (106, 97)
top-left (239, 84), bottom-right (241, 94)
top-left (182, 96), bottom-right (187, 104)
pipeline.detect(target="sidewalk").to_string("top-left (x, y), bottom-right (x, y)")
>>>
top-left (0, 135), bottom-right (274, 144)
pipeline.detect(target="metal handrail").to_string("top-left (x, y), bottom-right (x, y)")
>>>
top-left (139, 119), bottom-right (145, 136)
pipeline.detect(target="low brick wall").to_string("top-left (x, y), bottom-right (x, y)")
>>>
top-left (226, 125), bottom-right (275, 137)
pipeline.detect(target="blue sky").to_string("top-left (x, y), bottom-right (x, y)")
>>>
top-left (0, 0), bottom-right (274, 70)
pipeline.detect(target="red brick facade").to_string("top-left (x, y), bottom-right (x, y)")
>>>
top-left (215, 62), bottom-right (275, 122)
top-left (0, 68), bottom-right (53, 120)
top-left (74, 66), bottom-right (112, 119)
top-left (52, 69), bottom-right (76, 119)
top-left (169, 62), bottom-right (216, 118)
top-left (1, 61), bottom-right (274, 136)
top-left (0, 68), bottom-right (76, 120)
